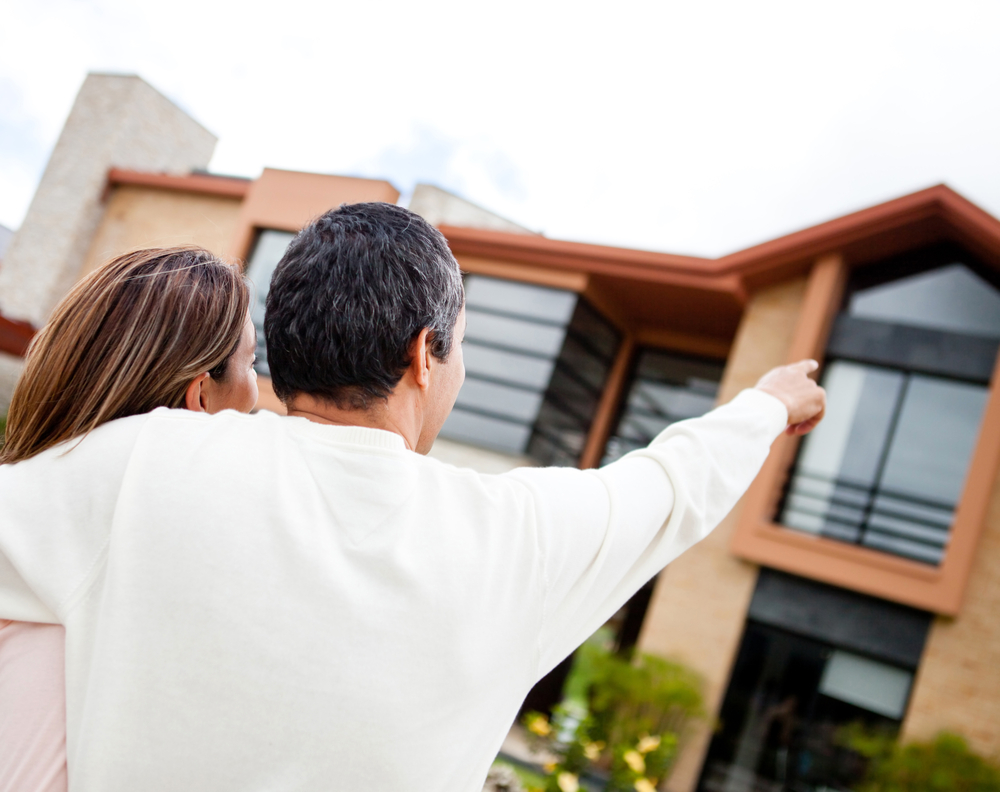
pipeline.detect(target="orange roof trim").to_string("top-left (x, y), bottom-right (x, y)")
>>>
top-left (441, 185), bottom-right (1000, 295)
top-left (106, 168), bottom-right (251, 199)
top-left (0, 313), bottom-right (35, 357)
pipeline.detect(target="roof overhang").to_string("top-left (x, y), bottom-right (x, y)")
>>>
top-left (441, 185), bottom-right (1000, 351)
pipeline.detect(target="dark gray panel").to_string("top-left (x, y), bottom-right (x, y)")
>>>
top-left (748, 569), bottom-right (931, 668)
top-left (827, 315), bottom-right (999, 383)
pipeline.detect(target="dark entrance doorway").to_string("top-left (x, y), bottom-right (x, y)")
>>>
top-left (698, 570), bottom-right (930, 792)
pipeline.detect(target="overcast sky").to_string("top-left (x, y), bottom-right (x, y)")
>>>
top-left (1, 0), bottom-right (998, 257)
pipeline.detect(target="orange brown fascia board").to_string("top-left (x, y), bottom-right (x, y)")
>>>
top-left (104, 168), bottom-right (252, 200)
top-left (0, 314), bottom-right (34, 357)
top-left (441, 184), bottom-right (1000, 297)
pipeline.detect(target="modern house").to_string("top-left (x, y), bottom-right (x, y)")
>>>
top-left (2, 73), bottom-right (999, 792)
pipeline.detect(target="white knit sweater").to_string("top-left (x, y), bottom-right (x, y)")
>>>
top-left (0, 389), bottom-right (786, 792)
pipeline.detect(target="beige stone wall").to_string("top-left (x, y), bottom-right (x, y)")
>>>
top-left (0, 73), bottom-right (216, 327)
top-left (79, 186), bottom-right (243, 277)
top-left (635, 276), bottom-right (808, 792)
top-left (902, 465), bottom-right (1000, 755)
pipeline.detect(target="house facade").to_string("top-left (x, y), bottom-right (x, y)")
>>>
top-left (2, 74), bottom-right (999, 792)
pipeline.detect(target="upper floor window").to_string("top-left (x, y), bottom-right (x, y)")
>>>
top-left (244, 229), bottom-right (296, 377)
top-left (602, 350), bottom-right (724, 465)
top-left (780, 259), bottom-right (1000, 565)
top-left (438, 274), bottom-right (621, 466)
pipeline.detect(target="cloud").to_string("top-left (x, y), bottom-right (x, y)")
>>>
top-left (355, 125), bottom-right (527, 208)
top-left (1, 0), bottom-right (999, 256)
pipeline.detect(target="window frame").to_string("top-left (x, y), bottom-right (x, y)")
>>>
top-left (730, 253), bottom-right (1000, 615)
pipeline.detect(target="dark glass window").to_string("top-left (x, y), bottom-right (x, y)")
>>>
top-left (780, 259), bottom-right (999, 566)
top-left (698, 623), bottom-right (911, 792)
top-left (602, 350), bottom-right (724, 465)
top-left (244, 229), bottom-right (296, 377)
top-left (848, 262), bottom-right (1000, 337)
top-left (440, 275), bottom-right (620, 466)
top-left (600, 351), bottom-right (724, 652)
top-left (699, 570), bottom-right (929, 792)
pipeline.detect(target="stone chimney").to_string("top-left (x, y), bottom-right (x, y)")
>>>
top-left (0, 73), bottom-right (217, 326)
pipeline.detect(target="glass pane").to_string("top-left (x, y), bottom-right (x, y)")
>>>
top-left (602, 351), bottom-right (724, 465)
top-left (699, 622), bottom-right (903, 792)
top-left (462, 343), bottom-right (556, 390)
top-left (464, 309), bottom-right (566, 357)
top-left (441, 275), bottom-right (620, 465)
top-left (453, 379), bottom-right (544, 423)
top-left (464, 276), bottom-right (577, 324)
top-left (818, 650), bottom-right (913, 719)
top-left (439, 408), bottom-right (533, 455)
top-left (783, 363), bottom-right (903, 540)
top-left (861, 376), bottom-right (988, 562)
top-left (849, 263), bottom-right (1000, 338)
top-left (439, 275), bottom-right (579, 455)
top-left (528, 299), bottom-right (621, 466)
top-left (245, 229), bottom-right (296, 376)
top-left (782, 362), bottom-right (989, 565)
top-left (880, 375), bottom-right (987, 505)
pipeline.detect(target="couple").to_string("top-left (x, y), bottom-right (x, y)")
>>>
top-left (0, 202), bottom-right (825, 792)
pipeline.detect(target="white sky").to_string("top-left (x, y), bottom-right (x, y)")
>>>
top-left (1, 0), bottom-right (998, 257)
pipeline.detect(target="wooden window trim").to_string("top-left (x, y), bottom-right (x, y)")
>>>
top-left (730, 253), bottom-right (1000, 615)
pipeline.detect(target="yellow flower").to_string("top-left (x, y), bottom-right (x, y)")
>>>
top-left (583, 741), bottom-right (602, 761)
top-left (637, 734), bottom-right (661, 754)
top-left (556, 771), bottom-right (580, 792)
top-left (624, 749), bottom-right (646, 774)
top-left (543, 762), bottom-right (558, 774)
top-left (634, 778), bottom-right (657, 792)
top-left (526, 714), bottom-right (551, 737)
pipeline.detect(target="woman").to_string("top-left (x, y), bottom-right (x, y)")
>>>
top-left (0, 246), bottom-right (257, 792)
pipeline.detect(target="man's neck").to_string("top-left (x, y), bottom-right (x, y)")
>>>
top-left (284, 393), bottom-right (418, 451)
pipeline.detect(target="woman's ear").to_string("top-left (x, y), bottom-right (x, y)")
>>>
top-left (184, 373), bottom-right (212, 412)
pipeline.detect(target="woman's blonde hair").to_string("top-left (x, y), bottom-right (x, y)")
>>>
top-left (0, 247), bottom-right (250, 465)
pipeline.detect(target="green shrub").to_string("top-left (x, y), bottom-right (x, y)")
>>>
top-left (841, 725), bottom-right (1000, 792)
top-left (522, 633), bottom-right (704, 791)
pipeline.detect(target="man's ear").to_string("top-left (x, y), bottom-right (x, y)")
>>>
top-left (184, 373), bottom-right (212, 412)
top-left (409, 328), bottom-right (433, 391)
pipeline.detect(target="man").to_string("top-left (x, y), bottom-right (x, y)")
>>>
top-left (0, 203), bottom-right (824, 791)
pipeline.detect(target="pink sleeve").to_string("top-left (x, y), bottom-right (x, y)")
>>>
top-left (0, 621), bottom-right (68, 792)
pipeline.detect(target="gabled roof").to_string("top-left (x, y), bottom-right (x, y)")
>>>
top-left (441, 185), bottom-right (1000, 295)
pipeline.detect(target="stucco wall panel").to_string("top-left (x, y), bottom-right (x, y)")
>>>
top-left (80, 186), bottom-right (243, 276)
top-left (636, 276), bottom-right (808, 792)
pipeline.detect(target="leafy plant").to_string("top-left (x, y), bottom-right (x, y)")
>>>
top-left (840, 724), bottom-right (1000, 792)
top-left (522, 633), bottom-right (704, 791)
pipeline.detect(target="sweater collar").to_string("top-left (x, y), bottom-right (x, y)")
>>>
top-left (284, 417), bottom-right (410, 452)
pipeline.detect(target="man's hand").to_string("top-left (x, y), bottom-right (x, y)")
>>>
top-left (754, 360), bottom-right (827, 436)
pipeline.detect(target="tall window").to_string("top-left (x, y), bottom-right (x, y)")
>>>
top-left (244, 229), bottom-right (296, 377)
top-left (699, 569), bottom-right (930, 792)
top-left (780, 258), bottom-right (1000, 565)
top-left (602, 350), bottom-right (724, 466)
top-left (439, 275), bottom-right (621, 466)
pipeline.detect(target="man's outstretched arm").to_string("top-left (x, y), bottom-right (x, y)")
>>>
top-left (507, 361), bottom-right (826, 674)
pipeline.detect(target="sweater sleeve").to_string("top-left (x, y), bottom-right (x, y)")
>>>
top-left (0, 413), bottom-right (148, 622)
top-left (506, 389), bottom-right (787, 676)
